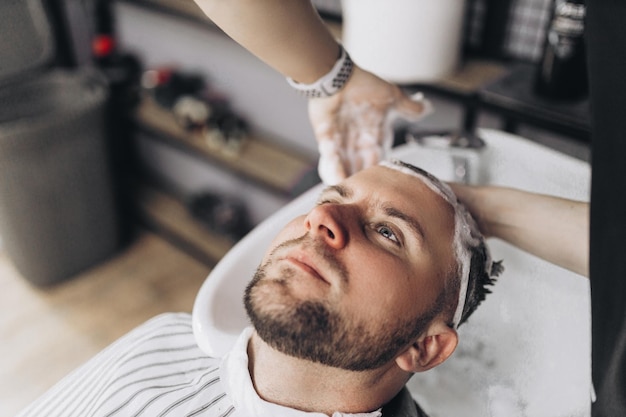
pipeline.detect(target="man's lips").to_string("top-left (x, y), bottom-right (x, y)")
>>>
top-left (283, 254), bottom-right (331, 286)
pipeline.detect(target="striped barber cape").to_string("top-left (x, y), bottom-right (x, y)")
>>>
top-left (16, 313), bottom-right (426, 417)
top-left (17, 313), bottom-right (235, 417)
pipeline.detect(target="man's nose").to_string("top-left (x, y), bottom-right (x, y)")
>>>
top-left (304, 204), bottom-right (348, 249)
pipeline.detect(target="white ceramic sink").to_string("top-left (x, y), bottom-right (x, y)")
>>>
top-left (193, 129), bottom-right (591, 417)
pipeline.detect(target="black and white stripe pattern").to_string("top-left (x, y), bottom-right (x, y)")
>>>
top-left (17, 313), bottom-right (426, 416)
top-left (17, 313), bottom-right (235, 417)
top-left (286, 45), bottom-right (354, 98)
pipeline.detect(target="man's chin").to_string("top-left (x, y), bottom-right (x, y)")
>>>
top-left (248, 299), bottom-right (335, 361)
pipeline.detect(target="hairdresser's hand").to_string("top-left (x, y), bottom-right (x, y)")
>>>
top-left (448, 182), bottom-right (589, 276)
top-left (309, 65), bottom-right (432, 184)
top-left (447, 183), bottom-right (493, 238)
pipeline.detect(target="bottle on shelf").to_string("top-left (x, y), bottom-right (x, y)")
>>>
top-left (534, 0), bottom-right (588, 101)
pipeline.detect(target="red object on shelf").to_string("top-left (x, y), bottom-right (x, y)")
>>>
top-left (92, 34), bottom-right (115, 58)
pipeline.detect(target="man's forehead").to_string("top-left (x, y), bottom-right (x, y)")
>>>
top-left (371, 164), bottom-right (450, 200)
top-left (321, 165), bottom-right (444, 206)
top-left (377, 161), bottom-right (456, 206)
top-left (325, 166), bottom-right (455, 224)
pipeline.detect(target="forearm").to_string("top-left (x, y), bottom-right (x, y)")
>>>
top-left (194, 0), bottom-right (340, 83)
top-left (450, 184), bottom-right (590, 277)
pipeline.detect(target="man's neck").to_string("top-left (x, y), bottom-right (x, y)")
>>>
top-left (247, 331), bottom-right (408, 416)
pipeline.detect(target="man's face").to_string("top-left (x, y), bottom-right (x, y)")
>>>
top-left (244, 165), bottom-right (456, 371)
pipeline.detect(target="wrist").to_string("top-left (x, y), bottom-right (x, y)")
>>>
top-left (476, 186), bottom-right (522, 239)
top-left (286, 44), bottom-right (354, 98)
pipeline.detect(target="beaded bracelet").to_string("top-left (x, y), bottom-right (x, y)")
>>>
top-left (286, 45), bottom-right (354, 98)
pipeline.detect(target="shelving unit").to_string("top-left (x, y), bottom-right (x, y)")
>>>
top-left (135, 97), bottom-right (318, 197)
top-left (131, 97), bottom-right (318, 265)
top-left (117, 0), bottom-right (321, 264)
top-left (479, 63), bottom-right (591, 141)
top-left (132, 180), bottom-right (233, 265)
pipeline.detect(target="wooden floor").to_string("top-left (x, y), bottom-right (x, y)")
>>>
top-left (0, 231), bottom-right (212, 416)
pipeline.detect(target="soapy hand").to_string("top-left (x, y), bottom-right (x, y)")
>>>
top-left (308, 65), bottom-right (432, 184)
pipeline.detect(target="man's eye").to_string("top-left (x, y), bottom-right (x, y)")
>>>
top-left (377, 224), bottom-right (400, 245)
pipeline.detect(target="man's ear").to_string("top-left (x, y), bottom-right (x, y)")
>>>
top-left (394, 321), bottom-right (458, 373)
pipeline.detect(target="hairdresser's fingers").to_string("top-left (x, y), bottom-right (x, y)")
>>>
top-left (311, 100), bottom-right (388, 182)
top-left (309, 65), bottom-right (432, 183)
top-left (359, 91), bottom-right (431, 170)
top-left (392, 91), bottom-right (433, 123)
top-left (355, 106), bottom-right (388, 172)
top-left (314, 119), bottom-right (349, 185)
top-left (309, 92), bottom-right (351, 184)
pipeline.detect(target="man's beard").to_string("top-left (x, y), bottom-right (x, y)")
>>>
top-left (243, 235), bottom-right (436, 372)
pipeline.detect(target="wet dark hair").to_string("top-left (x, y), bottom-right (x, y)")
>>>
top-left (457, 232), bottom-right (504, 326)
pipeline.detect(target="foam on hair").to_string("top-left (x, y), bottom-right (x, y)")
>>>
top-left (380, 159), bottom-right (502, 328)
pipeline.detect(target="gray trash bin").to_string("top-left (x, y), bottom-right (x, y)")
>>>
top-left (0, 69), bottom-right (122, 285)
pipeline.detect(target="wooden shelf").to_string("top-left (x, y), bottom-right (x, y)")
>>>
top-left (479, 62), bottom-right (591, 141)
top-left (135, 97), bottom-right (318, 197)
top-left (132, 180), bottom-right (234, 266)
top-left (429, 59), bottom-right (508, 96)
top-left (400, 59), bottom-right (509, 100)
